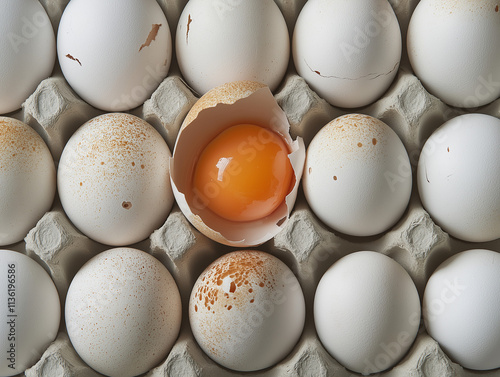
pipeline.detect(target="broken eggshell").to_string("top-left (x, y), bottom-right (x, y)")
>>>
top-left (170, 81), bottom-right (305, 247)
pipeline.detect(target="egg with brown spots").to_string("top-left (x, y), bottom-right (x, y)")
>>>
top-left (58, 113), bottom-right (174, 246)
top-left (303, 114), bottom-right (412, 236)
top-left (65, 247), bottom-right (182, 377)
top-left (0, 117), bottom-right (56, 245)
top-left (189, 250), bottom-right (305, 372)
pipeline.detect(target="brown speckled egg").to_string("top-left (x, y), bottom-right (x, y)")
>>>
top-left (189, 250), bottom-right (305, 372)
top-left (58, 113), bottom-right (174, 246)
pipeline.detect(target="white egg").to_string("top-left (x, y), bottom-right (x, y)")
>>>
top-left (65, 248), bottom-right (182, 377)
top-left (0, 117), bottom-right (56, 246)
top-left (417, 113), bottom-right (500, 242)
top-left (293, 0), bottom-right (401, 108)
top-left (423, 249), bottom-right (500, 370)
top-left (407, 0), bottom-right (500, 108)
top-left (189, 250), bottom-right (305, 372)
top-left (58, 113), bottom-right (174, 246)
top-left (57, 0), bottom-right (172, 111)
top-left (0, 250), bottom-right (60, 376)
top-left (176, 0), bottom-right (289, 95)
top-left (0, 0), bottom-right (55, 114)
top-left (314, 251), bottom-right (421, 375)
top-left (303, 114), bottom-right (412, 237)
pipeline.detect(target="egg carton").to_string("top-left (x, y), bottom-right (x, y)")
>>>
top-left (4, 0), bottom-right (500, 376)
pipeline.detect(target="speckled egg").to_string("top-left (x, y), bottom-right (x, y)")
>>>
top-left (57, 113), bottom-right (174, 246)
top-left (0, 117), bottom-right (56, 246)
top-left (65, 247), bottom-right (182, 377)
top-left (303, 114), bottom-right (412, 237)
top-left (189, 250), bottom-right (305, 372)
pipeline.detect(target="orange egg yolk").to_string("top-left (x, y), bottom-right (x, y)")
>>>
top-left (192, 124), bottom-right (294, 222)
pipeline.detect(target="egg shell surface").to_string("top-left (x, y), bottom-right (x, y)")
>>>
top-left (303, 114), bottom-right (412, 237)
top-left (417, 113), bottom-right (500, 242)
top-left (407, 0), bottom-right (500, 108)
top-left (57, 0), bottom-right (171, 111)
top-left (189, 250), bottom-right (306, 372)
top-left (0, 250), bottom-right (60, 376)
top-left (65, 247), bottom-right (182, 377)
top-left (176, 0), bottom-right (289, 95)
top-left (423, 249), bottom-right (500, 370)
top-left (57, 113), bottom-right (174, 246)
top-left (292, 0), bottom-right (401, 108)
top-left (0, 0), bottom-right (55, 114)
top-left (0, 117), bottom-right (56, 246)
top-left (314, 251), bottom-right (421, 375)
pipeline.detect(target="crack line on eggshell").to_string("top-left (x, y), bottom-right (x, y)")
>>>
top-left (305, 59), bottom-right (399, 81)
top-left (139, 24), bottom-right (162, 52)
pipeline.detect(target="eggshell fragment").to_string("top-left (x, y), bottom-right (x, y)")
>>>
top-left (189, 250), bottom-right (305, 372)
top-left (170, 81), bottom-right (305, 247)
top-left (58, 113), bottom-right (174, 246)
top-left (65, 248), bottom-right (182, 377)
top-left (0, 117), bottom-right (56, 246)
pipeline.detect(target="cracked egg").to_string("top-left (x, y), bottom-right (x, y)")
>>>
top-left (57, 0), bottom-right (172, 111)
top-left (292, 0), bottom-right (401, 108)
top-left (170, 81), bottom-right (305, 247)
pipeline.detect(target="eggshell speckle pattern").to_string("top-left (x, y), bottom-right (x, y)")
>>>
top-left (417, 113), bottom-right (500, 242)
top-left (0, 250), bottom-right (60, 376)
top-left (303, 114), bottom-right (412, 237)
top-left (0, 0), bottom-right (55, 114)
top-left (65, 248), bottom-right (182, 377)
top-left (58, 113), bottom-right (174, 246)
top-left (189, 250), bottom-right (305, 372)
top-left (314, 251), bottom-right (421, 375)
top-left (0, 117), bottom-right (56, 246)
top-left (423, 249), bottom-right (500, 370)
